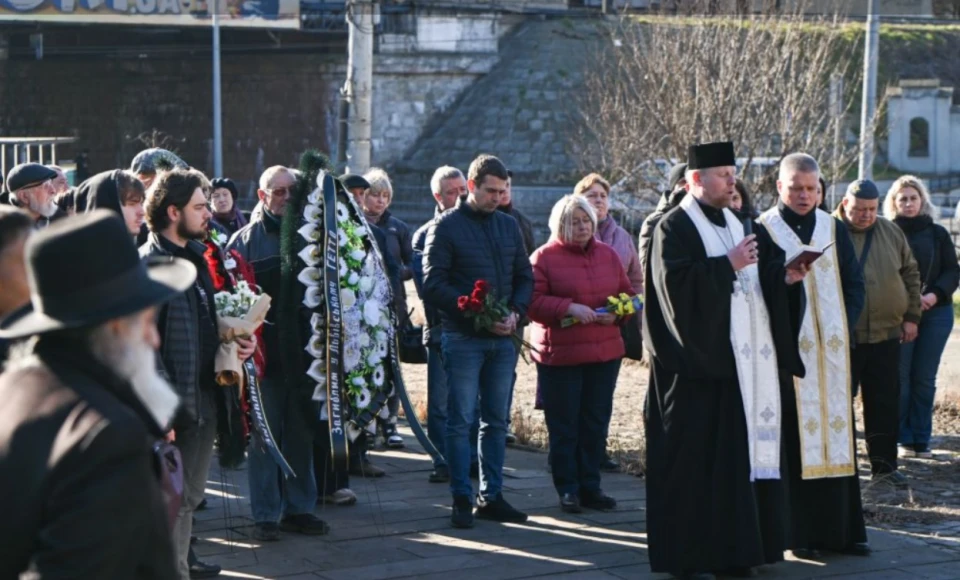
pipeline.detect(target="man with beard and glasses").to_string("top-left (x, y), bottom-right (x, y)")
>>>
top-left (141, 169), bottom-right (257, 579)
top-left (0, 210), bottom-right (196, 579)
top-left (4, 162), bottom-right (66, 228)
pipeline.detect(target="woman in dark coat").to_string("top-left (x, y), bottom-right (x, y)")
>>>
top-left (210, 178), bottom-right (248, 236)
top-left (884, 176), bottom-right (960, 458)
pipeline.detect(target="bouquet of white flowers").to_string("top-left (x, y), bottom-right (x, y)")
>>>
top-left (213, 280), bottom-right (272, 386)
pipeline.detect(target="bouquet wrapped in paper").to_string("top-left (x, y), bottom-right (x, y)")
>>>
top-left (213, 281), bottom-right (272, 386)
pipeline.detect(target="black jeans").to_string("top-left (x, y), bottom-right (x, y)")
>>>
top-left (851, 338), bottom-right (901, 475)
top-left (538, 359), bottom-right (621, 496)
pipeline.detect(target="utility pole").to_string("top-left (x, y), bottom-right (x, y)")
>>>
top-left (858, 0), bottom-right (879, 180)
top-left (212, 1), bottom-right (224, 177)
top-left (346, 0), bottom-right (374, 175)
top-left (830, 73), bottom-right (843, 208)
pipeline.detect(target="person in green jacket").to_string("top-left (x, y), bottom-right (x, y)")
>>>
top-left (835, 179), bottom-right (922, 490)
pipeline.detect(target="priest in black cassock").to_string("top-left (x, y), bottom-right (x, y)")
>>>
top-left (758, 153), bottom-right (869, 558)
top-left (643, 142), bottom-right (804, 579)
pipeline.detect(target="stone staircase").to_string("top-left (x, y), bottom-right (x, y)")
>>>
top-left (387, 17), bottom-right (600, 233)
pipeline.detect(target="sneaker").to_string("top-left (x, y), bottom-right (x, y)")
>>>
top-left (505, 431), bottom-right (517, 445)
top-left (451, 495), bottom-right (475, 528)
top-left (279, 513), bottom-right (331, 535)
top-left (252, 522), bottom-right (280, 542)
top-left (383, 423), bottom-right (405, 449)
top-left (915, 444), bottom-right (933, 459)
top-left (320, 488), bottom-right (357, 506)
top-left (429, 465), bottom-right (450, 483)
top-left (475, 493), bottom-right (528, 523)
top-left (580, 490), bottom-right (617, 511)
top-left (872, 470), bottom-right (909, 490)
top-left (349, 458), bottom-right (386, 478)
top-left (898, 445), bottom-right (917, 459)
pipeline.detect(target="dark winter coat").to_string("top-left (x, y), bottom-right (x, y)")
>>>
top-left (423, 195), bottom-right (534, 338)
top-left (894, 214), bottom-right (960, 308)
top-left (0, 337), bottom-right (177, 579)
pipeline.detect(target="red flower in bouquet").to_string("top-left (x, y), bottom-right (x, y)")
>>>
top-left (457, 279), bottom-right (538, 362)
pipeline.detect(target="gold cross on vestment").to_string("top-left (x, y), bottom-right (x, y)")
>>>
top-left (817, 257), bottom-right (832, 272)
top-left (830, 415), bottom-right (847, 433)
top-left (805, 418), bottom-right (819, 436)
top-left (799, 336), bottom-right (815, 354)
top-left (827, 334), bottom-right (844, 353)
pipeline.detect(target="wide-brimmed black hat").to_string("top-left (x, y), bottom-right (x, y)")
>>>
top-left (0, 210), bottom-right (196, 339)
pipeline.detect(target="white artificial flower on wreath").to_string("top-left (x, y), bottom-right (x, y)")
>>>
top-left (304, 286), bottom-right (322, 309)
top-left (311, 313), bottom-right (324, 333)
top-left (298, 244), bottom-right (320, 266)
top-left (305, 333), bottom-right (325, 358)
top-left (373, 365), bottom-right (385, 387)
top-left (344, 342), bottom-right (362, 372)
top-left (308, 188), bottom-right (321, 206)
top-left (339, 258), bottom-right (348, 278)
top-left (351, 376), bottom-right (366, 387)
top-left (298, 223), bottom-right (320, 243)
top-left (359, 333), bottom-right (371, 348)
top-left (355, 225), bottom-right (367, 238)
top-left (307, 359), bottom-right (326, 383)
top-left (350, 248), bottom-right (366, 262)
top-left (312, 384), bottom-right (327, 403)
top-left (363, 300), bottom-right (381, 326)
top-left (336, 202), bottom-right (350, 223)
top-left (362, 255), bottom-right (375, 276)
top-left (297, 267), bottom-right (320, 288)
top-left (303, 203), bottom-right (321, 224)
top-left (341, 288), bottom-right (357, 310)
top-left (359, 276), bottom-right (373, 294)
top-left (348, 272), bottom-right (360, 286)
top-left (356, 387), bottom-right (372, 410)
top-left (377, 338), bottom-right (389, 359)
top-left (367, 350), bottom-right (381, 367)
top-left (338, 230), bottom-right (349, 248)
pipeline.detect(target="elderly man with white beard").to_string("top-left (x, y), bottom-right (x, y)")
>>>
top-left (4, 162), bottom-right (66, 228)
top-left (0, 210), bottom-right (196, 579)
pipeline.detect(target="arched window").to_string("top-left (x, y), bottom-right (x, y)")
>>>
top-left (909, 117), bottom-right (930, 158)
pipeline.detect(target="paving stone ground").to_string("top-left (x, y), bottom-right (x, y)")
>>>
top-left (194, 428), bottom-right (960, 579)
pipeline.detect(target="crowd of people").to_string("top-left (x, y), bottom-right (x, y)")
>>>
top-left (0, 141), bottom-right (956, 580)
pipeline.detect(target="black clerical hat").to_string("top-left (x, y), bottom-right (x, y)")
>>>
top-left (687, 142), bottom-right (736, 170)
top-left (845, 179), bottom-right (879, 200)
top-left (0, 210), bottom-right (196, 339)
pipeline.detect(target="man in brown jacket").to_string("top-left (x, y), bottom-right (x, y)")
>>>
top-left (836, 179), bottom-right (922, 489)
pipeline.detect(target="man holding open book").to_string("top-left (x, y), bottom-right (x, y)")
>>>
top-left (758, 153), bottom-right (869, 559)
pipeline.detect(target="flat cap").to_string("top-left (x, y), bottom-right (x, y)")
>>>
top-left (5, 163), bottom-right (57, 194)
top-left (129, 148), bottom-right (188, 174)
top-left (339, 174), bottom-right (371, 191)
top-left (846, 179), bottom-right (879, 200)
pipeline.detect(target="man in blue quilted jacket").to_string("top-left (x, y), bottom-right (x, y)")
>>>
top-left (423, 154), bottom-right (534, 529)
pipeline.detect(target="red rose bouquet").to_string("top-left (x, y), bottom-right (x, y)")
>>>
top-left (458, 279), bottom-right (537, 362)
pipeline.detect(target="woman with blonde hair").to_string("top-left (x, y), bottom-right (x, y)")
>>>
top-left (884, 175), bottom-right (959, 458)
top-left (528, 195), bottom-right (636, 512)
top-left (573, 173), bottom-right (643, 471)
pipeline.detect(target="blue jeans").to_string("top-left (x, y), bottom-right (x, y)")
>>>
top-left (899, 304), bottom-right (954, 447)
top-left (248, 377), bottom-right (318, 523)
top-left (443, 332), bottom-right (516, 500)
top-left (427, 342), bottom-right (478, 469)
top-left (538, 360), bottom-right (620, 496)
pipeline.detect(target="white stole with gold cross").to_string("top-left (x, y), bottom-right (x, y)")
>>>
top-left (681, 194), bottom-right (781, 481)
top-left (759, 208), bottom-right (856, 479)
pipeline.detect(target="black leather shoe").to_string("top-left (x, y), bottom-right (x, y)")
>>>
top-left (280, 513), bottom-right (330, 535)
top-left (188, 561), bottom-right (221, 579)
top-left (839, 543), bottom-right (872, 557)
top-left (429, 465), bottom-right (450, 483)
top-left (559, 493), bottom-right (581, 513)
top-left (451, 495), bottom-right (475, 529)
top-left (196, 498), bottom-right (209, 511)
top-left (580, 490), bottom-right (617, 511)
top-left (600, 457), bottom-right (620, 472)
top-left (790, 548), bottom-right (821, 559)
